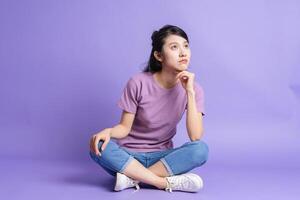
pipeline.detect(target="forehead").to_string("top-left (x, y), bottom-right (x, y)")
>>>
top-left (164, 34), bottom-right (188, 44)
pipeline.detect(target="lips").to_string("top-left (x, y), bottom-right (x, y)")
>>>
top-left (179, 59), bottom-right (188, 64)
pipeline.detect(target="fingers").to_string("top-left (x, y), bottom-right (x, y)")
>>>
top-left (89, 136), bottom-right (94, 153)
top-left (90, 135), bottom-right (97, 153)
top-left (89, 132), bottom-right (111, 157)
top-left (177, 73), bottom-right (188, 81)
top-left (90, 134), bottom-right (102, 156)
top-left (101, 136), bottom-right (110, 152)
top-left (176, 71), bottom-right (189, 80)
top-left (175, 71), bottom-right (184, 79)
top-left (176, 71), bottom-right (194, 81)
top-left (94, 136), bottom-right (101, 156)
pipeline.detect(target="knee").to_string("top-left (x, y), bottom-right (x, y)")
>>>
top-left (189, 140), bottom-right (209, 166)
top-left (89, 140), bottom-right (114, 160)
top-left (89, 150), bottom-right (100, 163)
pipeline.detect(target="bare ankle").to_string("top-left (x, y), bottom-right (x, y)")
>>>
top-left (155, 177), bottom-right (168, 189)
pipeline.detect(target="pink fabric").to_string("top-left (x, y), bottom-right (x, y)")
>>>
top-left (116, 71), bottom-right (205, 152)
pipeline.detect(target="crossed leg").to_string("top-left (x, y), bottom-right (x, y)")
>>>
top-left (122, 159), bottom-right (168, 189)
top-left (122, 140), bottom-right (208, 189)
top-left (90, 140), bottom-right (208, 190)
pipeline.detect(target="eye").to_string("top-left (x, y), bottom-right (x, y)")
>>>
top-left (184, 44), bottom-right (189, 48)
top-left (171, 45), bottom-right (178, 50)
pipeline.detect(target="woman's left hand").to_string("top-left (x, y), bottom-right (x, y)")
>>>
top-left (175, 70), bottom-right (195, 93)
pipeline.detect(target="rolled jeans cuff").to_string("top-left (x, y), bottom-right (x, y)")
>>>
top-left (119, 156), bottom-right (134, 173)
top-left (160, 158), bottom-right (174, 176)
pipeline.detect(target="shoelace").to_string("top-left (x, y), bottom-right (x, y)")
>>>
top-left (165, 175), bottom-right (195, 192)
top-left (129, 179), bottom-right (140, 191)
top-left (176, 174), bottom-right (194, 190)
top-left (165, 178), bottom-right (173, 193)
top-left (131, 183), bottom-right (140, 194)
top-left (133, 182), bottom-right (140, 190)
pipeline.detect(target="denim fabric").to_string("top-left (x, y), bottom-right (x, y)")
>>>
top-left (89, 139), bottom-right (209, 177)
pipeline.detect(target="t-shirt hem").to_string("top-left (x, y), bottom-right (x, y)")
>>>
top-left (120, 146), bottom-right (174, 153)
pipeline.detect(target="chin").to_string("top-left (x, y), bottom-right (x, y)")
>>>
top-left (176, 66), bottom-right (188, 72)
top-left (174, 69), bottom-right (184, 73)
top-left (172, 65), bottom-right (188, 74)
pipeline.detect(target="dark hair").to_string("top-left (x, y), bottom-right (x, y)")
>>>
top-left (143, 25), bottom-right (189, 73)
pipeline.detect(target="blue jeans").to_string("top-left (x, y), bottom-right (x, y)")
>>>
top-left (89, 139), bottom-right (209, 176)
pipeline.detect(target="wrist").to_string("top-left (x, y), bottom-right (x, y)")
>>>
top-left (186, 89), bottom-right (195, 96)
top-left (105, 128), bottom-right (112, 137)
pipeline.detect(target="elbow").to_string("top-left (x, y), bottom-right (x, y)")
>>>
top-left (123, 125), bottom-right (132, 137)
top-left (190, 130), bottom-right (204, 141)
top-left (121, 127), bottom-right (131, 137)
top-left (190, 136), bottom-right (201, 142)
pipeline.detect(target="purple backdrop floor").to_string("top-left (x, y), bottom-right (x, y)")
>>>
top-left (1, 158), bottom-right (299, 200)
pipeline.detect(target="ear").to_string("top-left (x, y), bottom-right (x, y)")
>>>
top-left (154, 51), bottom-right (163, 62)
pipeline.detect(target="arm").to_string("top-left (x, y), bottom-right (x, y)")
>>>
top-left (186, 90), bottom-right (204, 141)
top-left (106, 110), bottom-right (135, 139)
top-left (90, 110), bottom-right (135, 155)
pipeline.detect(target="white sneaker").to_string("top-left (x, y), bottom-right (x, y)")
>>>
top-left (114, 172), bottom-right (140, 191)
top-left (165, 173), bottom-right (204, 193)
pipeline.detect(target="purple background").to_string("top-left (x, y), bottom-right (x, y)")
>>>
top-left (1, 0), bottom-right (300, 199)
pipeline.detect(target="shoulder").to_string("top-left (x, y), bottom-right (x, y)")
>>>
top-left (123, 72), bottom-right (151, 92)
top-left (127, 71), bottom-right (151, 86)
top-left (129, 71), bottom-right (151, 82)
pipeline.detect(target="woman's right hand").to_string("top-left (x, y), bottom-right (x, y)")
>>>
top-left (89, 128), bottom-right (111, 156)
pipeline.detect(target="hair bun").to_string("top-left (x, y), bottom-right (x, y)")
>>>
top-left (151, 30), bottom-right (159, 41)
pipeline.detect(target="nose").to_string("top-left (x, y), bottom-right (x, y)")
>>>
top-left (179, 47), bottom-right (187, 57)
top-left (179, 49), bottom-right (187, 57)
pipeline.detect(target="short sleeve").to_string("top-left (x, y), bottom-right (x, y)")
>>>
top-left (117, 78), bottom-right (139, 114)
top-left (185, 82), bottom-right (205, 116)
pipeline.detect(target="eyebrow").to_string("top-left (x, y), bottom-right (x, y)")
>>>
top-left (168, 41), bottom-right (188, 45)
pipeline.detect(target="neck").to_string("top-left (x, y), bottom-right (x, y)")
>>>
top-left (154, 68), bottom-right (180, 89)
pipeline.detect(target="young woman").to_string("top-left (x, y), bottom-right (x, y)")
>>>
top-left (89, 25), bottom-right (209, 193)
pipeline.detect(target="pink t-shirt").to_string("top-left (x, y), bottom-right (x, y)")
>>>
top-left (116, 71), bottom-right (205, 152)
